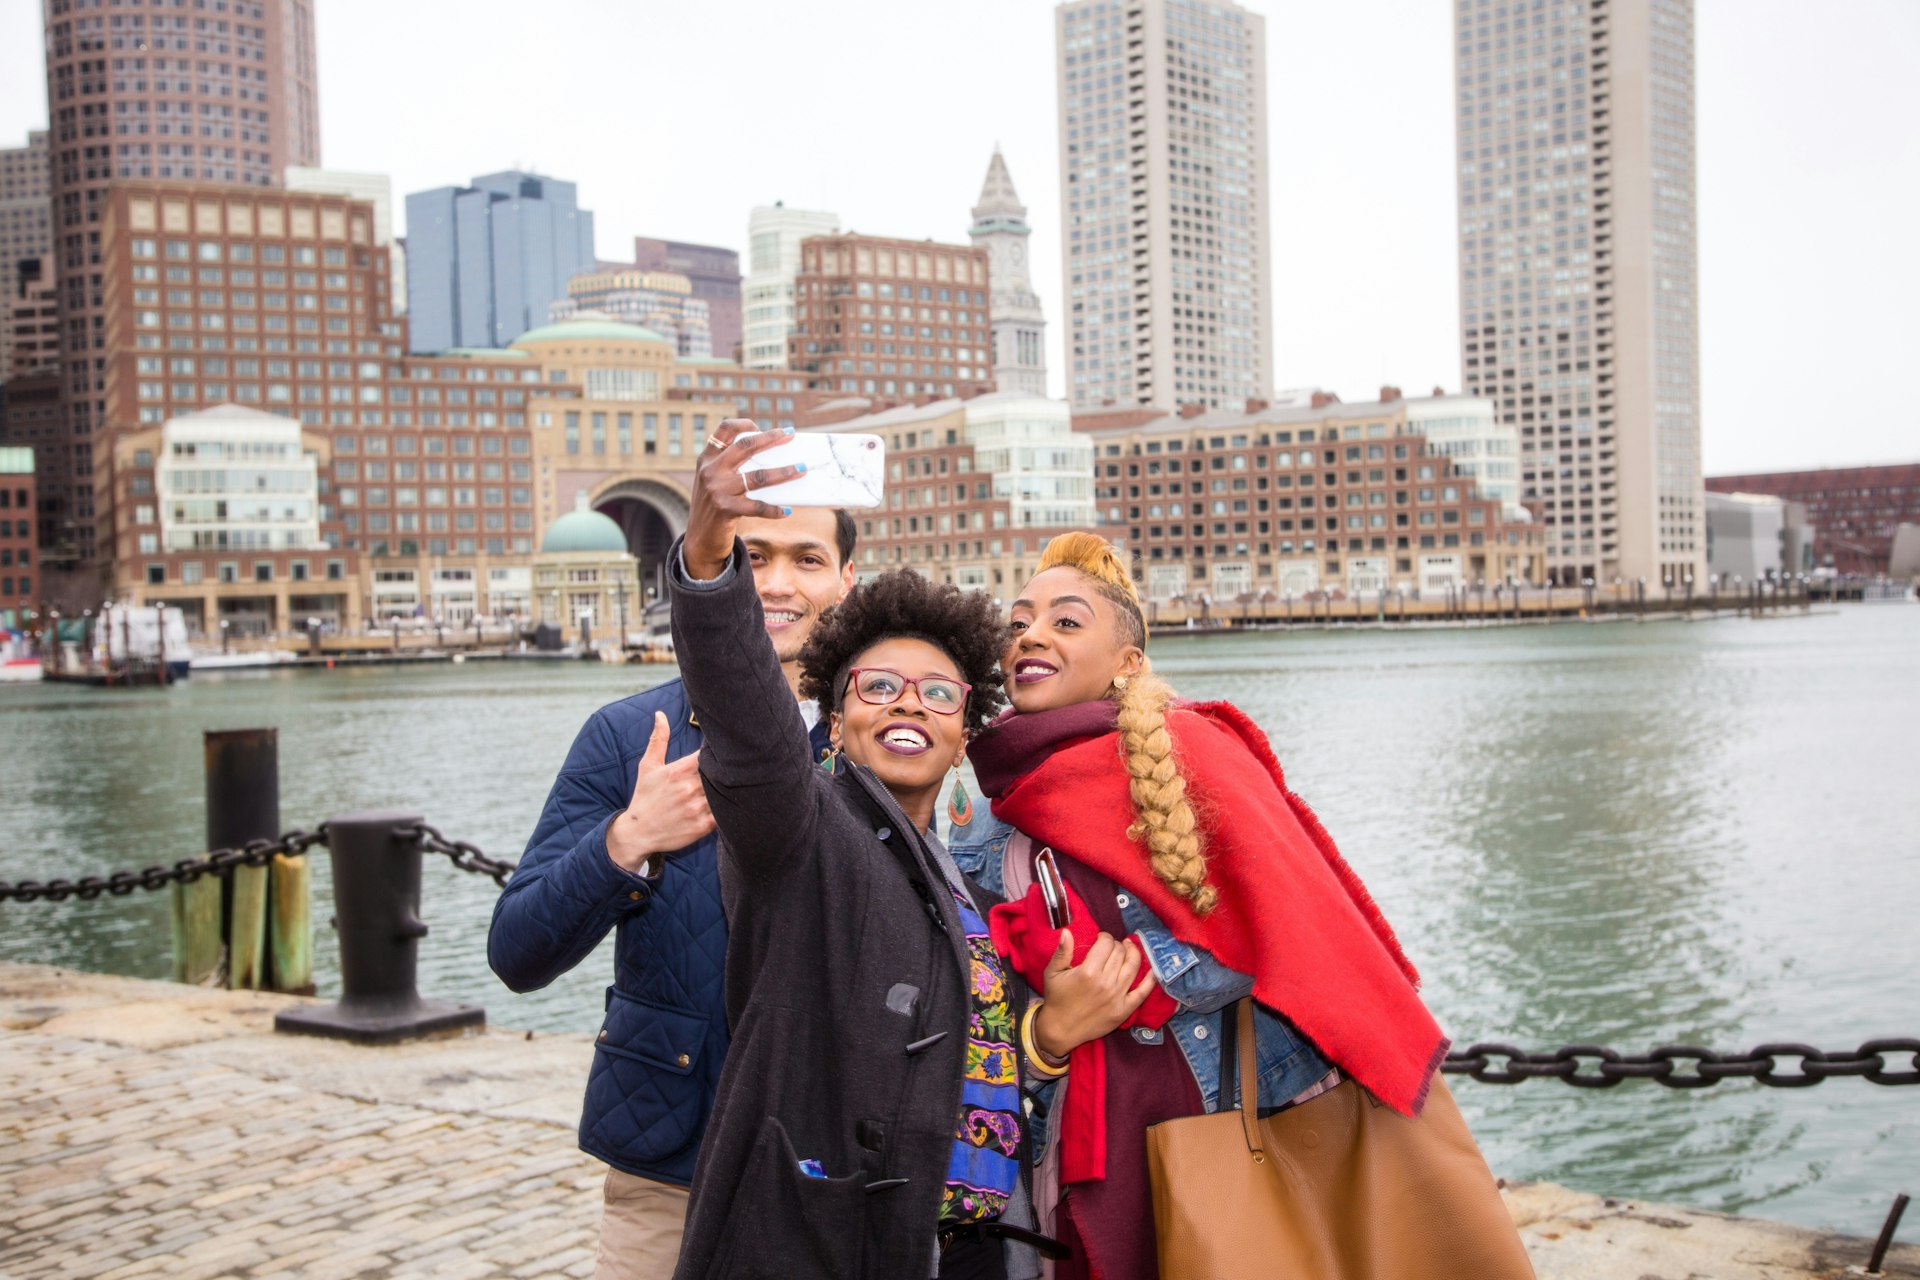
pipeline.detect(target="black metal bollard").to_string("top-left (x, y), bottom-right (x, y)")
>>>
top-left (274, 809), bottom-right (484, 1044)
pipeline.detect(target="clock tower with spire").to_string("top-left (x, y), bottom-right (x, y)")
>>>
top-left (969, 149), bottom-right (1049, 397)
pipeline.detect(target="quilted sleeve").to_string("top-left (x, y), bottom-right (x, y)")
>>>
top-left (487, 707), bottom-right (658, 993)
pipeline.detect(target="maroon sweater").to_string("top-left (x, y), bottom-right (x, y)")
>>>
top-left (1051, 851), bottom-right (1203, 1280)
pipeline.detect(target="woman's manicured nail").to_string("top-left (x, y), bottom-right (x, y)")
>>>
top-left (796, 463), bottom-right (809, 474)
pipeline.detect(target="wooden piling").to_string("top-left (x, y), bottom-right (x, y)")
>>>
top-left (170, 874), bottom-right (223, 985)
top-left (269, 852), bottom-right (313, 994)
top-left (204, 727), bottom-right (304, 992)
top-left (228, 862), bottom-right (269, 990)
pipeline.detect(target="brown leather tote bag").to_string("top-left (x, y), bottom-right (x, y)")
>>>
top-left (1145, 999), bottom-right (1535, 1279)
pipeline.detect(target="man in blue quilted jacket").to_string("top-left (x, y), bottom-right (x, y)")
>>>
top-left (488, 503), bottom-right (855, 1278)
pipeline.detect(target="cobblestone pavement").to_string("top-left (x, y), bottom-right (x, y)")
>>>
top-left (0, 1029), bottom-right (604, 1280)
top-left (2, 964), bottom-right (1913, 1280)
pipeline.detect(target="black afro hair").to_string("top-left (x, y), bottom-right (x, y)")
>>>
top-left (796, 568), bottom-right (1008, 734)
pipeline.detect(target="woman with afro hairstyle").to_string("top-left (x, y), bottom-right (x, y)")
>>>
top-left (662, 420), bottom-right (1070, 1280)
top-left (952, 532), bottom-right (1530, 1280)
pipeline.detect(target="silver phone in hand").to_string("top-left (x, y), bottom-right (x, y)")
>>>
top-left (740, 432), bottom-right (886, 508)
top-left (1034, 847), bottom-right (1071, 931)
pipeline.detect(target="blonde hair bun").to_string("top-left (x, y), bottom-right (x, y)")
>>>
top-left (1036, 531), bottom-right (1147, 651)
top-left (1038, 532), bottom-right (1141, 607)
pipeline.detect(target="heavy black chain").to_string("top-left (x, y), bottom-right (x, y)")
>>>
top-left (0, 826), bottom-right (331, 903)
top-left (10, 821), bottom-right (1917, 1094)
top-left (400, 821), bottom-right (518, 888)
top-left (1444, 1040), bottom-right (1920, 1087)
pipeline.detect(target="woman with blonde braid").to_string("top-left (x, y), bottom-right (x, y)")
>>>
top-left (950, 532), bottom-right (1527, 1280)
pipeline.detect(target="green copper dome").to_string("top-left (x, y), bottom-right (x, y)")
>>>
top-left (541, 499), bottom-right (629, 554)
top-left (512, 317), bottom-right (671, 347)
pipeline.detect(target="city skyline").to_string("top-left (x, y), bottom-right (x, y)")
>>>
top-left (0, 0), bottom-right (1914, 474)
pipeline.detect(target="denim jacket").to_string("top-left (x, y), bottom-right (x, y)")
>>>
top-left (949, 811), bottom-right (1332, 1135)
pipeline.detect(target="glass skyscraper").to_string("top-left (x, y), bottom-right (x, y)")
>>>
top-left (406, 172), bottom-right (596, 353)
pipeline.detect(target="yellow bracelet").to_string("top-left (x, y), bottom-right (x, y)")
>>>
top-left (1022, 1000), bottom-right (1070, 1078)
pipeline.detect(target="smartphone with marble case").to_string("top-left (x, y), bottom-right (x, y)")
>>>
top-left (738, 432), bottom-right (887, 508)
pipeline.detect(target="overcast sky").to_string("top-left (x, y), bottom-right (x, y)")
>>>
top-left (3, 0), bottom-right (1915, 474)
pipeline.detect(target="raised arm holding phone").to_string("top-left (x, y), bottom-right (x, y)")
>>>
top-left (487, 430), bottom-right (855, 1280)
top-left (665, 419), bottom-right (1073, 1280)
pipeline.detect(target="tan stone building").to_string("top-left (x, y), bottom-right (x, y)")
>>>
top-left (551, 271), bottom-right (711, 358)
top-left (516, 315), bottom-right (739, 607)
top-left (531, 495), bottom-right (641, 651)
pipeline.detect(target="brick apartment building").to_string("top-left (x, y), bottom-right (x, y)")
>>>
top-left (1080, 391), bottom-right (1546, 599)
top-left (0, 369), bottom-right (64, 495)
top-left (789, 233), bottom-right (996, 401)
top-left (41, 0), bottom-right (319, 564)
top-left (788, 383), bottom-right (1544, 606)
top-left (1, 129), bottom-right (53, 385)
top-left (1, 446), bottom-right (35, 607)
top-left (1706, 464), bottom-right (1920, 576)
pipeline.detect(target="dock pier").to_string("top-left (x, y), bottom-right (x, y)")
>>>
top-left (2, 963), bottom-right (1912, 1279)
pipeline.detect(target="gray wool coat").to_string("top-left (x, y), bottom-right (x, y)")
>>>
top-left (666, 539), bottom-right (1032, 1280)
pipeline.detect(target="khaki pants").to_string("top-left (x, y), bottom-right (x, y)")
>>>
top-left (595, 1168), bottom-right (690, 1279)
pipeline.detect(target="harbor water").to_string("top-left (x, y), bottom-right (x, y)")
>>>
top-left (3, 607), bottom-right (1915, 1236)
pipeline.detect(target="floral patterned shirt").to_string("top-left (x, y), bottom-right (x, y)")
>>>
top-left (940, 885), bottom-right (1024, 1225)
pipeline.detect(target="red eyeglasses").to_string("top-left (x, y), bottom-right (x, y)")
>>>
top-left (844, 667), bottom-right (971, 715)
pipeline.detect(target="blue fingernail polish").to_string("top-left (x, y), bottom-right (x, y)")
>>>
top-left (782, 506), bottom-right (793, 515)
top-left (784, 427), bottom-right (795, 435)
top-left (796, 463), bottom-right (808, 474)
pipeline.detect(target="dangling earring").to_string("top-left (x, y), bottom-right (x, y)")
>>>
top-left (947, 765), bottom-right (974, 826)
top-left (820, 743), bottom-right (842, 774)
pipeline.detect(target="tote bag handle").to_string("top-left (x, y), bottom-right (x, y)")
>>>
top-left (1222, 997), bottom-right (1267, 1163)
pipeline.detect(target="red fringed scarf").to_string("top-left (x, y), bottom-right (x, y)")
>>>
top-left (987, 874), bottom-right (1178, 1185)
top-left (969, 699), bottom-right (1448, 1119)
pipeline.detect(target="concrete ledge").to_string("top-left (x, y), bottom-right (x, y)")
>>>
top-left (1504, 1181), bottom-right (1917, 1278)
top-left (1, 962), bottom-right (1912, 1279)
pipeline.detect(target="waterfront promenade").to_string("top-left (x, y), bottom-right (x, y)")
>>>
top-left (2, 962), bottom-right (1911, 1279)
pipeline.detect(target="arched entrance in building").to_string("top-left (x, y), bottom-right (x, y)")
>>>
top-left (591, 477), bottom-right (691, 608)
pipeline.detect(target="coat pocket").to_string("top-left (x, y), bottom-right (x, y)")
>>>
top-left (583, 988), bottom-right (711, 1164)
top-left (709, 1115), bottom-right (868, 1280)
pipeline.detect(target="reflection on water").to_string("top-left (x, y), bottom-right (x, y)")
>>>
top-left (3, 610), bottom-right (1916, 1235)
